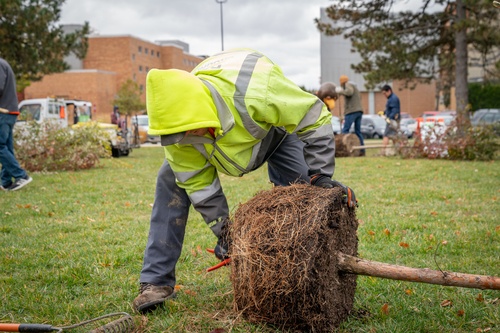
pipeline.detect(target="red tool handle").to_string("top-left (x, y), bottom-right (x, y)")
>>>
top-left (206, 258), bottom-right (232, 272)
top-left (0, 323), bottom-right (57, 332)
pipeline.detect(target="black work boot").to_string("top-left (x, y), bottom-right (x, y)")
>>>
top-left (133, 283), bottom-right (175, 313)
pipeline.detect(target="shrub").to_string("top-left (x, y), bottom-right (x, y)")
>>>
top-left (446, 124), bottom-right (500, 161)
top-left (406, 123), bottom-right (499, 161)
top-left (14, 121), bottom-right (111, 172)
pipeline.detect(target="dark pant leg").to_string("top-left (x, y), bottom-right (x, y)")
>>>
top-left (341, 113), bottom-right (355, 134)
top-left (0, 115), bottom-right (26, 186)
top-left (352, 112), bottom-right (365, 154)
top-left (267, 134), bottom-right (310, 186)
top-left (140, 160), bottom-right (191, 287)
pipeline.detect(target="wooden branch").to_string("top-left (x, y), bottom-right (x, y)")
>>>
top-left (337, 252), bottom-right (500, 290)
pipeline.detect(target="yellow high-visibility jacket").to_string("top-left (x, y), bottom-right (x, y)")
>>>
top-left (147, 48), bottom-right (335, 230)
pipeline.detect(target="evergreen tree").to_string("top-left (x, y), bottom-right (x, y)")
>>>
top-left (0, 0), bottom-right (89, 89)
top-left (316, 0), bottom-right (500, 124)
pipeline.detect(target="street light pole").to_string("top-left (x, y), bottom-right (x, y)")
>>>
top-left (215, 0), bottom-right (227, 51)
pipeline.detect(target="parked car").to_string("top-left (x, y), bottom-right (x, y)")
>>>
top-left (331, 116), bottom-right (341, 135)
top-left (400, 118), bottom-right (417, 138)
top-left (471, 109), bottom-right (500, 126)
top-left (438, 110), bottom-right (456, 118)
top-left (349, 114), bottom-right (386, 139)
top-left (400, 112), bottom-right (412, 119)
top-left (132, 114), bottom-right (160, 144)
top-left (425, 115), bottom-right (455, 127)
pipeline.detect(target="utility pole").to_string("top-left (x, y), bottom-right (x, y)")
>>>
top-left (215, 0), bottom-right (227, 51)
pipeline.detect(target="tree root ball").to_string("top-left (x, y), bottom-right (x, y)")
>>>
top-left (230, 184), bottom-right (359, 332)
top-left (335, 133), bottom-right (361, 157)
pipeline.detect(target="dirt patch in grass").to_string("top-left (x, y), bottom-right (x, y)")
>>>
top-left (231, 184), bottom-right (359, 332)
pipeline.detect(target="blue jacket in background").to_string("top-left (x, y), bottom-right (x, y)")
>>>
top-left (384, 92), bottom-right (401, 120)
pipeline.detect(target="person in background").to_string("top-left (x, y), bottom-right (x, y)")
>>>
top-left (0, 58), bottom-right (32, 191)
top-left (381, 84), bottom-right (401, 154)
top-left (132, 48), bottom-right (357, 313)
top-left (335, 75), bottom-right (365, 156)
top-left (111, 105), bottom-right (119, 125)
top-left (316, 82), bottom-right (338, 112)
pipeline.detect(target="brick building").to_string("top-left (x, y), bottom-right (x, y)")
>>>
top-left (24, 33), bottom-right (204, 122)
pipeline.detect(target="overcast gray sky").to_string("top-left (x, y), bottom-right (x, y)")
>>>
top-left (60, 0), bottom-right (336, 90)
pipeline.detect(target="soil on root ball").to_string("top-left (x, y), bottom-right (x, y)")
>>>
top-left (230, 184), bottom-right (359, 332)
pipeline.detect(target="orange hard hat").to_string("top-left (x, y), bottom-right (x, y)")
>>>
top-left (340, 75), bottom-right (349, 84)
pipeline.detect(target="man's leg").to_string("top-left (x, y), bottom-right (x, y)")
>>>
top-left (341, 113), bottom-right (355, 134)
top-left (353, 112), bottom-right (365, 155)
top-left (140, 160), bottom-right (191, 286)
top-left (267, 134), bottom-right (310, 186)
top-left (0, 120), bottom-right (26, 187)
top-left (134, 160), bottom-right (191, 312)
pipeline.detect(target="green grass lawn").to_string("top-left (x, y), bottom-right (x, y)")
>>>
top-left (1, 146), bottom-right (498, 332)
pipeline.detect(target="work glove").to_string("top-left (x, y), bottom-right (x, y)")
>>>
top-left (310, 174), bottom-right (358, 208)
top-left (213, 217), bottom-right (232, 260)
top-left (335, 86), bottom-right (343, 93)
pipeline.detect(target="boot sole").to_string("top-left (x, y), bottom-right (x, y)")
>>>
top-left (135, 292), bottom-right (176, 313)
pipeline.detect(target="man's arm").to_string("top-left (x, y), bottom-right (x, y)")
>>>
top-left (165, 144), bottom-right (230, 237)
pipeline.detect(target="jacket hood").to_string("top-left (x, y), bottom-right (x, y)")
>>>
top-left (146, 69), bottom-right (220, 136)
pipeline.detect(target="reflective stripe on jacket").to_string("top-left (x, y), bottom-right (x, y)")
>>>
top-left (147, 48), bottom-right (335, 225)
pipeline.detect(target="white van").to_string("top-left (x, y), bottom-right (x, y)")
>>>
top-left (17, 98), bottom-right (68, 128)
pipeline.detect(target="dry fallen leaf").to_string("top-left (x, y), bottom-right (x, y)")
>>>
top-left (457, 309), bottom-right (465, 317)
top-left (399, 242), bottom-right (409, 248)
top-left (209, 329), bottom-right (226, 333)
top-left (405, 289), bottom-right (413, 295)
top-left (368, 230), bottom-right (375, 236)
top-left (430, 211), bottom-right (438, 216)
top-left (440, 299), bottom-right (453, 307)
top-left (184, 289), bottom-right (197, 296)
top-left (476, 293), bottom-right (484, 302)
top-left (381, 303), bottom-right (390, 315)
top-left (383, 228), bottom-right (391, 236)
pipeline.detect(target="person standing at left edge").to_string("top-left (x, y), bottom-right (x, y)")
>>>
top-left (0, 57), bottom-right (32, 191)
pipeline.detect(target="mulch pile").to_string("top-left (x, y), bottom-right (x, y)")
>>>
top-left (230, 184), bottom-right (359, 332)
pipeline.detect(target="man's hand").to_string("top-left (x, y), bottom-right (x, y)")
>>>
top-left (213, 217), bottom-right (231, 260)
top-left (335, 87), bottom-right (343, 93)
top-left (310, 174), bottom-right (358, 208)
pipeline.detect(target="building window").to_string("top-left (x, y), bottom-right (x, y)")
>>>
top-left (138, 46), bottom-right (142, 53)
top-left (132, 54), bottom-right (135, 61)
top-left (146, 66), bottom-right (149, 72)
top-left (145, 48), bottom-right (148, 55)
top-left (139, 65), bottom-right (143, 72)
top-left (157, 51), bottom-right (160, 57)
top-left (140, 84), bottom-right (144, 92)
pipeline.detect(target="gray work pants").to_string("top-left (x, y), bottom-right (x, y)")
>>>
top-left (139, 134), bottom-right (309, 287)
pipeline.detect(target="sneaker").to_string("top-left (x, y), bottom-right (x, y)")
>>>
top-left (132, 283), bottom-right (175, 313)
top-left (8, 175), bottom-right (32, 191)
top-left (1, 183), bottom-right (12, 191)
